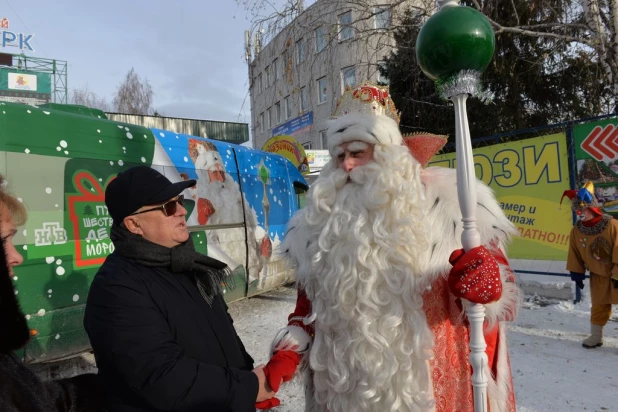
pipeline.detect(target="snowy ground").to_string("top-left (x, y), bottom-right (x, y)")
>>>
top-left (35, 279), bottom-right (617, 411)
top-left (230, 282), bottom-right (618, 412)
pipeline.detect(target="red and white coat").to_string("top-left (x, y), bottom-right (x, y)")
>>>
top-left (275, 166), bottom-right (522, 412)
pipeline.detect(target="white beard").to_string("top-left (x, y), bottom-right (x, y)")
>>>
top-left (285, 145), bottom-right (436, 411)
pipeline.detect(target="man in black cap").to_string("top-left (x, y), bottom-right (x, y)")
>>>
top-left (84, 166), bottom-right (274, 411)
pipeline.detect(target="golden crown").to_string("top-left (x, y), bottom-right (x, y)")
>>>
top-left (332, 81), bottom-right (400, 124)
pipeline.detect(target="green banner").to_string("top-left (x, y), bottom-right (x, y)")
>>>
top-left (429, 133), bottom-right (571, 260)
top-left (573, 117), bottom-right (618, 217)
top-left (0, 68), bottom-right (51, 94)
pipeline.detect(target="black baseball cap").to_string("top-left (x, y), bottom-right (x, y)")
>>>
top-left (105, 166), bottom-right (196, 223)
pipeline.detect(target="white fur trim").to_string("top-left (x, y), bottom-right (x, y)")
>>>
top-left (270, 325), bottom-right (312, 355)
top-left (420, 167), bottom-right (520, 289)
top-left (270, 325), bottom-right (313, 391)
top-left (326, 113), bottom-right (403, 155)
top-left (484, 268), bottom-right (523, 327)
top-left (487, 324), bottom-right (514, 412)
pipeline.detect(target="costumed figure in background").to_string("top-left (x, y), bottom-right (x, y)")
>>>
top-left (563, 181), bottom-right (618, 349)
top-left (255, 82), bottom-right (522, 412)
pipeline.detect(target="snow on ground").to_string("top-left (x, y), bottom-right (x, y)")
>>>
top-left (35, 278), bottom-right (617, 411)
top-left (230, 282), bottom-right (618, 412)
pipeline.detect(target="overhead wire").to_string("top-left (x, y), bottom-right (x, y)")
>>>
top-left (3, 0), bottom-right (44, 54)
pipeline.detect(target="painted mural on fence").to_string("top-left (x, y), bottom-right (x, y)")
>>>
top-left (428, 133), bottom-right (571, 260)
top-left (0, 102), bottom-right (302, 362)
top-left (573, 117), bottom-right (618, 217)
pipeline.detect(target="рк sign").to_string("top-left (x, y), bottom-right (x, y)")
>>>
top-left (0, 18), bottom-right (34, 52)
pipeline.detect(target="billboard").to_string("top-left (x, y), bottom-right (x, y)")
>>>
top-left (573, 117), bottom-right (618, 217)
top-left (262, 134), bottom-right (309, 174)
top-left (0, 68), bottom-right (51, 105)
top-left (429, 133), bottom-right (571, 260)
top-left (306, 150), bottom-right (330, 172)
top-left (272, 111), bottom-right (313, 137)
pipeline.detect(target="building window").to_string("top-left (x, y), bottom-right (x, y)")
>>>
top-left (296, 38), bottom-right (306, 64)
top-left (275, 102), bottom-right (281, 124)
top-left (259, 113), bottom-right (264, 132)
top-left (342, 66), bottom-right (356, 91)
top-left (302, 142), bottom-right (313, 150)
top-left (284, 95), bottom-right (292, 119)
top-left (258, 73), bottom-right (263, 93)
top-left (266, 107), bottom-right (271, 129)
top-left (374, 6), bottom-right (391, 30)
top-left (273, 58), bottom-right (279, 81)
top-left (338, 11), bottom-right (354, 41)
top-left (300, 86), bottom-right (308, 112)
top-left (377, 61), bottom-right (389, 85)
top-left (265, 65), bottom-right (271, 86)
top-left (320, 130), bottom-right (328, 149)
top-left (280, 55), bottom-right (287, 81)
top-left (317, 77), bottom-right (328, 104)
top-left (315, 26), bottom-right (326, 53)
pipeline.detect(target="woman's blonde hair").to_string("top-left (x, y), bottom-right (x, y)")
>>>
top-left (0, 175), bottom-right (27, 226)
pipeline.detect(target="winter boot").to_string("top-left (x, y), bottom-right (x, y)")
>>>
top-left (582, 324), bottom-right (603, 349)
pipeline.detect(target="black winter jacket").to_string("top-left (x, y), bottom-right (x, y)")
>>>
top-left (0, 353), bottom-right (101, 412)
top-left (84, 252), bottom-right (259, 412)
top-left (0, 225), bottom-right (102, 412)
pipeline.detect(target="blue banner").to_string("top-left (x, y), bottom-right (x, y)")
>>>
top-left (272, 111), bottom-right (313, 137)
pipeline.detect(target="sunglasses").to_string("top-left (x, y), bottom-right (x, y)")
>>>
top-left (131, 195), bottom-right (185, 217)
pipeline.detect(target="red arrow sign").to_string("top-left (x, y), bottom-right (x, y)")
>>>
top-left (581, 124), bottom-right (618, 161)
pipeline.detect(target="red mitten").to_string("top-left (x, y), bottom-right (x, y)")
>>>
top-left (263, 350), bottom-right (301, 392)
top-left (448, 245), bottom-right (502, 304)
top-left (255, 397), bottom-right (281, 409)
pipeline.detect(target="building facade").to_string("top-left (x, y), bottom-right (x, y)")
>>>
top-left (248, 0), bottom-right (413, 151)
top-left (106, 112), bottom-right (249, 145)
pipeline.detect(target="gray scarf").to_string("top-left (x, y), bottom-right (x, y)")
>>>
top-left (111, 224), bottom-right (234, 306)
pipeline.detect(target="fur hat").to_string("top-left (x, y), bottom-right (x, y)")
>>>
top-left (326, 112), bottom-right (404, 156)
top-left (326, 82), bottom-right (402, 155)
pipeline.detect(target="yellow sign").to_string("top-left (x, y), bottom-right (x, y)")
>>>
top-left (429, 133), bottom-right (571, 260)
top-left (262, 135), bottom-right (309, 175)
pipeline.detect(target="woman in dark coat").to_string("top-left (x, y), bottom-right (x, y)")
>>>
top-left (0, 176), bottom-right (102, 412)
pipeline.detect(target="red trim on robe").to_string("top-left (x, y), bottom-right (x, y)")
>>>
top-left (287, 286), bottom-right (315, 337)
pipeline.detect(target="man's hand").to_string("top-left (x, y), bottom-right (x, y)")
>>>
top-left (254, 363), bottom-right (280, 409)
top-left (448, 246), bottom-right (502, 304)
top-left (253, 365), bottom-right (276, 403)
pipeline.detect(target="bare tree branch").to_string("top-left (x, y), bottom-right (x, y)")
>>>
top-left (492, 24), bottom-right (596, 48)
top-left (509, 0), bottom-right (520, 26)
top-left (240, 0), bottom-right (618, 126)
top-left (70, 84), bottom-right (111, 111)
top-left (112, 68), bottom-right (155, 115)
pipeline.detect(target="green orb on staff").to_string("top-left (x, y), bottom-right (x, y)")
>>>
top-left (416, 1), bottom-right (496, 411)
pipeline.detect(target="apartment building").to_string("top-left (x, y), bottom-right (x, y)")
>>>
top-left (247, 0), bottom-right (410, 151)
